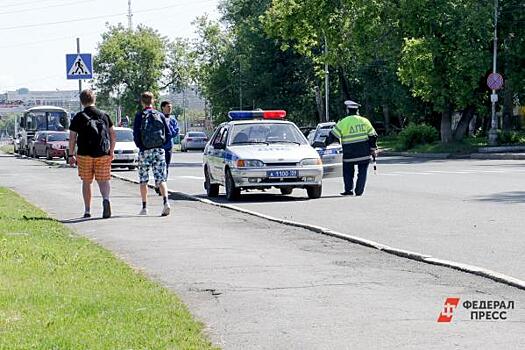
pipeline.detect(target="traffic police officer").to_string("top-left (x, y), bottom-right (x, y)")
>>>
top-left (325, 100), bottom-right (378, 196)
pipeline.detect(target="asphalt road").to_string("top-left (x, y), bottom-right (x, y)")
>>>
top-left (2, 153), bottom-right (525, 349)
top-left (110, 151), bottom-right (525, 283)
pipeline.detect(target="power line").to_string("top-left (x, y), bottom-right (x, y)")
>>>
top-left (2, 0), bottom-right (67, 9)
top-left (0, 0), bottom-right (93, 16)
top-left (0, 31), bottom-right (101, 49)
top-left (0, 0), bottom-right (216, 32)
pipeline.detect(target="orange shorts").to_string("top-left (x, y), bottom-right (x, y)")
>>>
top-left (77, 155), bottom-right (112, 182)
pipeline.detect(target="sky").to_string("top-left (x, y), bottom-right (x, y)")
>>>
top-left (0, 0), bottom-right (220, 92)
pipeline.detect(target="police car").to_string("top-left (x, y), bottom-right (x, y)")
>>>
top-left (308, 122), bottom-right (343, 177)
top-left (203, 110), bottom-right (323, 201)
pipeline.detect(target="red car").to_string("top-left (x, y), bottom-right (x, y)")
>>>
top-left (30, 131), bottom-right (69, 160)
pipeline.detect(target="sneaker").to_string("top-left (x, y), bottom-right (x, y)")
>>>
top-left (102, 199), bottom-right (111, 219)
top-left (138, 208), bottom-right (148, 216)
top-left (161, 202), bottom-right (171, 216)
top-left (83, 212), bottom-right (91, 218)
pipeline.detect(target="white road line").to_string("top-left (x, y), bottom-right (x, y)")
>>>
top-left (176, 176), bottom-right (205, 180)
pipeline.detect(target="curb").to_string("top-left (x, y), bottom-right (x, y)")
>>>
top-left (470, 153), bottom-right (525, 160)
top-left (111, 172), bottom-right (525, 291)
top-left (12, 153), bottom-right (525, 291)
top-left (379, 151), bottom-right (452, 159)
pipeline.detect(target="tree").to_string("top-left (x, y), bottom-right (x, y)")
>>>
top-left (397, 0), bottom-right (493, 142)
top-left (192, 2), bottom-right (319, 125)
top-left (94, 24), bottom-right (167, 118)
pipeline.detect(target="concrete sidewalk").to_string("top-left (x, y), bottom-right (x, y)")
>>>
top-left (1, 153), bottom-right (525, 350)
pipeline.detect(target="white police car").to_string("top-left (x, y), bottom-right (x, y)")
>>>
top-left (203, 110), bottom-right (323, 201)
top-left (308, 122), bottom-right (343, 177)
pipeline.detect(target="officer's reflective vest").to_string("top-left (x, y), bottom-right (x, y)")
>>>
top-left (331, 115), bottom-right (377, 162)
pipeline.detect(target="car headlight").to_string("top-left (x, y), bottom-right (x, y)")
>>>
top-left (300, 158), bottom-right (322, 166)
top-left (236, 159), bottom-right (264, 168)
top-left (52, 144), bottom-right (61, 149)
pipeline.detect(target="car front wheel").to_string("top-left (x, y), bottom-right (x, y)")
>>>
top-left (280, 187), bottom-right (293, 195)
top-left (204, 167), bottom-right (219, 197)
top-left (306, 185), bottom-right (322, 199)
top-left (225, 169), bottom-right (240, 201)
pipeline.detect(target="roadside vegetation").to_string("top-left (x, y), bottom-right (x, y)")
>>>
top-left (0, 188), bottom-right (217, 350)
top-left (89, 0), bottom-right (524, 150)
top-left (0, 144), bottom-right (14, 154)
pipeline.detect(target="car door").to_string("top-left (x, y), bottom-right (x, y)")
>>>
top-left (35, 132), bottom-right (46, 156)
top-left (207, 126), bottom-right (228, 182)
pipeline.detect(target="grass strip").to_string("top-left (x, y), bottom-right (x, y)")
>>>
top-left (0, 188), bottom-right (217, 350)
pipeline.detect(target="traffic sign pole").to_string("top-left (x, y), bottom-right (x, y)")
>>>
top-left (488, 0), bottom-right (499, 146)
top-left (77, 38), bottom-right (82, 111)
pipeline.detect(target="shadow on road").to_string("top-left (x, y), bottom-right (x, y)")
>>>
top-left (472, 191), bottom-right (525, 204)
top-left (170, 162), bottom-right (203, 168)
top-left (61, 214), bottom-right (150, 224)
top-left (194, 192), bottom-right (310, 204)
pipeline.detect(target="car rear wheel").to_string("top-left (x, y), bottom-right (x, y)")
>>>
top-left (280, 187), bottom-right (293, 195)
top-left (204, 167), bottom-right (219, 197)
top-left (225, 169), bottom-right (240, 201)
top-left (306, 185), bottom-right (322, 199)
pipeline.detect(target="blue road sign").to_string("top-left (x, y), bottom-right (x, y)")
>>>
top-left (66, 53), bottom-right (93, 80)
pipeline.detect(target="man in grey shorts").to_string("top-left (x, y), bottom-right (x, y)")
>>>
top-left (133, 92), bottom-right (172, 216)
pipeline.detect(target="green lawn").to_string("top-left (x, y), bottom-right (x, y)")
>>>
top-left (0, 144), bottom-right (13, 154)
top-left (0, 188), bottom-right (217, 350)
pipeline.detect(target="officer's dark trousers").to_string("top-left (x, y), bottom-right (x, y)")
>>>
top-left (343, 161), bottom-right (369, 195)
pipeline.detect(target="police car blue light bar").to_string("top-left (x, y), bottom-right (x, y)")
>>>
top-left (228, 110), bottom-right (287, 120)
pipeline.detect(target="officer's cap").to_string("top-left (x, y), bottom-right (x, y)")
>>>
top-left (344, 100), bottom-right (361, 109)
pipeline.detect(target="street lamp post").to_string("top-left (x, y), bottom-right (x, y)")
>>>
top-left (488, 0), bottom-right (499, 146)
top-left (324, 36), bottom-right (329, 122)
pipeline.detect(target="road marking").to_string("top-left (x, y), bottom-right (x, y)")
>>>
top-left (176, 176), bottom-right (205, 180)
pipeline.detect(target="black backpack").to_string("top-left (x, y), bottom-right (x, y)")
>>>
top-left (140, 110), bottom-right (166, 149)
top-left (84, 113), bottom-right (110, 154)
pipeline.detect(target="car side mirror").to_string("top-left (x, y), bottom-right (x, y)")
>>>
top-left (214, 143), bottom-right (226, 150)
top-left (312, 141), bottom-right (326, 148)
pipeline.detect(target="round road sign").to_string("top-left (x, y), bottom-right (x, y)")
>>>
top-left (487, 73), bottom-right (504, 90)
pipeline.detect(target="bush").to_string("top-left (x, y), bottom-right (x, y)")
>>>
top-left (397, 124), bottom-right (439, 150)
top-left (497, 131), bottom-right (525, 145)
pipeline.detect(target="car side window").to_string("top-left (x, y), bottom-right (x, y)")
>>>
top-left (211, 127), bottom-right (224, 147)
top-left (219, 128), bottom-right (229, 146)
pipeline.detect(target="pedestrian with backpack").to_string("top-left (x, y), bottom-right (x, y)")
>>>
top-left (68, 89), bottom-right (116, 218)
top-left (133, 92), bottom-right (172, 216)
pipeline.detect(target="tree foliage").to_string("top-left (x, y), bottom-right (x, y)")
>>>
top-left (94, 24), bottom-right (167, 118)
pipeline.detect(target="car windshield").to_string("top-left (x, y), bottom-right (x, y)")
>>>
top-left (47, 133), bottom-right (68, 142)
top-left (115, 129), bottom-right (134, 142)
top-left (230, 123), bottom-right (307, 145)
top-left (188, 132), bottom-right (206, 138)
top-left (26, 111), bottom-right (68, 131)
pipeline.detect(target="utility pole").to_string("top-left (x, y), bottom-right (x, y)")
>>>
top-left (127, 0), bottom-right (133, 31)
top-left (239, 59), bottom-right (243, 110)
top-left (77, 38), bottom-right (82, 110)
top-left (324, 36), bottom-right (329, 122)
top-left (488, 0), bottom-right (499, 146)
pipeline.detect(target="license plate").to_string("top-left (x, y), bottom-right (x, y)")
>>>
top-left (266, 170), bottom-right (298, 178)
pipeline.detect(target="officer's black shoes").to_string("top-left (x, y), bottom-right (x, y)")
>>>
top-left (340, 191), bottom-right (354, 196)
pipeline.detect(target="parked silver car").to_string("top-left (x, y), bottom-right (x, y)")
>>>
top-left (181, 131), bottom-right (208, 152)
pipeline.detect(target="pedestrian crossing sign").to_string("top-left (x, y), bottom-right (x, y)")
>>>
top-left (66, 53), bottom-right (93, 80)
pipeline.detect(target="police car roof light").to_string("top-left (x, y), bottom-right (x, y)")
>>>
top-left (228, 110), bottom-right (286, 120)
top-left (263, 110), bottom-right (286, 119)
